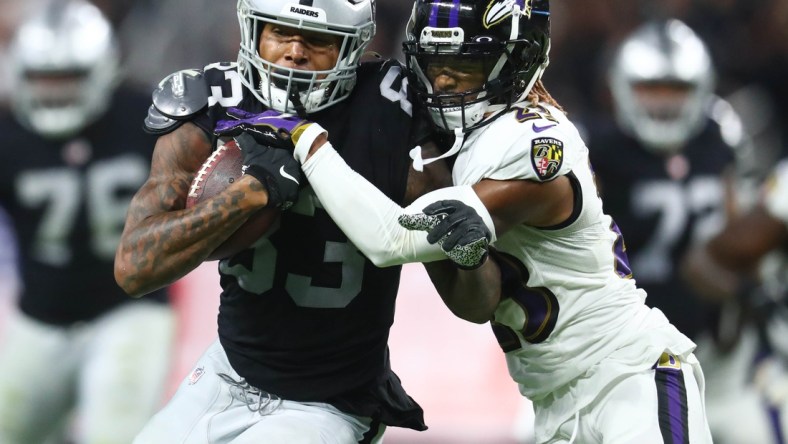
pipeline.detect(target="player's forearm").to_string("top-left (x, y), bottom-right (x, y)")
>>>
top-left (301, 144), bottom-right (448, 266)
top-left (300, 144), bottom-right (438, 265)
top-left (424, 258), bottom-right (501, 324)
top-left (115, 176), bottom-right (267, 297)
top-left (680, 245), bottom-right (740, 302)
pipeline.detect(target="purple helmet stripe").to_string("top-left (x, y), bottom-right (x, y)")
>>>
top-left (429, 2), bottom-right (440, 27)
top-left (448, 0), bottom-right (461, 27)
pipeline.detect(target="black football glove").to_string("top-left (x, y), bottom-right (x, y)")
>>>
top-left (215, 108), bottom-right (313, 151)
top-left (398, 200), bottom-right (492, 270)
top-left (234, 132), bottom-right (302, 210)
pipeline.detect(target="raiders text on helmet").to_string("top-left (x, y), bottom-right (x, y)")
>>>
top-left (236, 0), bottom-right (376, 115)
top-left (403, 0), bottom-right (550, 133)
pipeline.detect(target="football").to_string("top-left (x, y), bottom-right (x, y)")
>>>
top-left (186, 139), bottom-right (280, 261)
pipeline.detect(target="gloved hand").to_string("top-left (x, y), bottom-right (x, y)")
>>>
top-left (234, 132), bottom-right (302, 210)
top-left (398, 200), bottom-right (492, 269)
top-left (215, 107), bottom-right (313, 150)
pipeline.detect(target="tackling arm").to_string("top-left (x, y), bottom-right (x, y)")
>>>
top-left (299, 136), bottom-right (502, 323)
top-left (297, 125), bottom-right (575, 322)
top-left (114, 123), bottom-right (270, 297)
top-left (301, 143), bottom-right (496, 267)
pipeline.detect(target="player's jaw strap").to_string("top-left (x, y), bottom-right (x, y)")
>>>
top-left (409, 127), bottom-right (465, 172)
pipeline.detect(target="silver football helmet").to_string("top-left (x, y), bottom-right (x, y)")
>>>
top-left (8, 0), bottom-right (120, 139)
top-left (236, 0), bottom-right (376, 115)
top-left (609, 19), bottom-right (715, 153)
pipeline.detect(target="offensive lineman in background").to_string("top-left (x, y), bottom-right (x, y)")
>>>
top-left (0, 1), bottom-right (175, 442)
top-left (586, 19), bottom-right (781, 443)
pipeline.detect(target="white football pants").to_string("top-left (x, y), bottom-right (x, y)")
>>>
top-left (0, 301), bottom-right (175, 444)
top-left (134, 339), bottom-right (385, 444)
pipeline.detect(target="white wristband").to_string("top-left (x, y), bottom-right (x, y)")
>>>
top-left (293, 123), bottom-right (328, 164)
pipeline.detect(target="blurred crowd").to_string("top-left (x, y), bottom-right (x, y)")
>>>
top-left (2, 0), bottom-right (785, 166)
top-left (548, 0), bottom-right (788, 178)
top-left (2, 0), bottom-right (786, 155)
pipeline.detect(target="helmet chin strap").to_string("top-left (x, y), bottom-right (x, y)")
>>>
top-left (288, 87), bottom-right (308, 119)
top-left (510, 3), bottom-right (522, 39)
top-left (409, 127), bottom-right (465, 172)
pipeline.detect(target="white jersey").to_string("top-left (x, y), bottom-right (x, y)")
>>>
top-left (454, 104), bottom-right (696, 402)
top-left (298, 102), bottom-right (699, 435)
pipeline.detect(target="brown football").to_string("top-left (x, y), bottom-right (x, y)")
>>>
top-left (186, 139), bottom-right (280, 261)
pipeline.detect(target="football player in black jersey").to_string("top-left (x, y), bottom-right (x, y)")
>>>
top-left (586, 19), bottom-right (782, 444)
top-left (0, 1), bottom-right (175, 443)
top-left (588, 19), bottom-right (735, 341)
top-left (115, 0), bottom-right (450, 442)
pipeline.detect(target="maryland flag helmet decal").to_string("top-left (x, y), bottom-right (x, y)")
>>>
top-left (531, 137), bottom-right (563, 180)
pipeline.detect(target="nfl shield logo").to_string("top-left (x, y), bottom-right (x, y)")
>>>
top-left (188, 366), bottom-right (205, 385)
top-left (531, 137), bottom-right (564, 181)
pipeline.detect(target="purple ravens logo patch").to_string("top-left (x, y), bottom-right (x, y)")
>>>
top-left (531, 137), bottom-right (563, 181)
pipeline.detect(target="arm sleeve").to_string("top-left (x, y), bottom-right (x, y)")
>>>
top-left (301, 143), bottom-right (496, 267)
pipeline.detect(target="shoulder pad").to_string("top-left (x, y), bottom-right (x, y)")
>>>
top-left (143, 105), bottom-right (182, 135)
top-left (152, 69), bottom-right (209, 120)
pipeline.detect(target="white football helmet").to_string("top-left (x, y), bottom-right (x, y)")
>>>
top-left (8, 0), bottom-right (120, 139)
top-left (236, 0), bottom-right (376, 115)
top-left (609, 19), bottom-right (715, 153)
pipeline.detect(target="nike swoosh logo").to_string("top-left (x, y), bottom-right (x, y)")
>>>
top-left (532, 122), bottom-right (557, 133)
top-left (279, 165), bottom-right (300, 185)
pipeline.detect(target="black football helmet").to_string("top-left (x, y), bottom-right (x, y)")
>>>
top-left (403, 0), bottom-right (550, 133)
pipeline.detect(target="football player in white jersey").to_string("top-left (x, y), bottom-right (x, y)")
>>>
top-left (223, 1), bottom-right (714, 442)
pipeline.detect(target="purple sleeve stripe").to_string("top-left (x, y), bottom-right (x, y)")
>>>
top-left (654, 358), bottom-right (690, 444)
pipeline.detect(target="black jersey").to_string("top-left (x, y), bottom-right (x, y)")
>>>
top-left (0, 89), bottom-right (168, 326)
top-left (186, 60), bottom-right (426, 429)
top-left (587, 112), bottom-right (737, 339)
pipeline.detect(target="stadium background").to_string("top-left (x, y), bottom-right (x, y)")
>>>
top-left (0, 0), bottom-right (786, 442)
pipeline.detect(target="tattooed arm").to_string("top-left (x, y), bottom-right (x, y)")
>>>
top-left (114, 123), bottom-right (269, 297)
